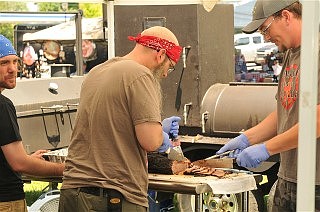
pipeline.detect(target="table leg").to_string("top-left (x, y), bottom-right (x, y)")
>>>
top-left (242, 191), bottom-right (249, 212)
top-left (48, 182), bottom-right (59, 190)
top-left (194, 194), bottom-right (203, 212)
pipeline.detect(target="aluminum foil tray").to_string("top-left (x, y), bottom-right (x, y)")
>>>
top-left (43, 148), bottom-right (68, 163)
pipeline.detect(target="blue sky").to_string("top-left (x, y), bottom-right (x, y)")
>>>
top-left (234, 0), bottom-right (255, 27)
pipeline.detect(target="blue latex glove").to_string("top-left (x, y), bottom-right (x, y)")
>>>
top-left (236, 143), bottom-right (270, 168)
top-left (216, 134), bottom-right (250, 158)
top-left (157, 131), bottom-right (172, 153)
top-left (162, 116), bottom-right (181, 139)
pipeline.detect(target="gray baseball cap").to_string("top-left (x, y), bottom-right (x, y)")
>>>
top-left (242, 0), bottom-right (298, 34)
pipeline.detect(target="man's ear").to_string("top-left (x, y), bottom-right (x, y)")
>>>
top-left (156, 49), bottom-right (167, 63)
top-left (281, 10), bottom-right (291, 24)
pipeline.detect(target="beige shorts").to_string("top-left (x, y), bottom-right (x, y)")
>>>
top-left (0, 199), bottom-right (27, 212)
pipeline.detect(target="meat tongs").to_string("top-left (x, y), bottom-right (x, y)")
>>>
top-left (204, 150), bottom-right (235, 161)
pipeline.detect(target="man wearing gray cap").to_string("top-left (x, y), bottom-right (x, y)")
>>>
top-left (217, 0), bottom-right (320, 211)
top-left (0, 34), bottom-right (65, 211)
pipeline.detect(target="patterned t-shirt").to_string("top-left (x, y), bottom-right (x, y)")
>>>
top-left (276, 46), bottom-right (320, 184)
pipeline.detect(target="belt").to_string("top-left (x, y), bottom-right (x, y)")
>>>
top-left (79, 187), bottom-right (121, 198)
top-left (79, 187), bottom-right (123, 211)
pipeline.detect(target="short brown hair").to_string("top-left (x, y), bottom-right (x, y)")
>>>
top-left (274, 2), bottom-right (302, 19)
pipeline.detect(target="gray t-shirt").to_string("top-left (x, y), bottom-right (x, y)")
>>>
top-left (276, 46), bottom-right (320, 184)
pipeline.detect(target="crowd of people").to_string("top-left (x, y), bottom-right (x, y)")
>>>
top-left (16, 39), bottom-right (108, 78)
top-left (235, 50), bottom-right (248, 73)
top-left (235, 48), bottom-right (282, 83)
top-left (262, 52), bottom-right (282, 82)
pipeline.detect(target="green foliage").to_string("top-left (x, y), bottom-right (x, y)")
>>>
top-left (24, 181), bottom-right (61, 206)
top-left (79, 3), bottom-right (102, 18)
top-left (0, 23), bottom-right (15, 43)
top-left (173, 194), bottom-right (180, 212)
top-left (0, 2), bottom-right (27, 42)
top-left (0, 1), bottom-right (102, 49)
top-left (37, 2), bottom-right (102, 18)
top-left (25, 190), bottom-right (43, 206)
top-left (234, 27), bottom-right (244, 34)
top-left (0, 2), bottom-right (26, 12)
top-left (68, 3), bottom-right (79, 11)
top-left (24, 181), bottom-right (48, 206)
top-left (37, 2), bottom-right (61, 12)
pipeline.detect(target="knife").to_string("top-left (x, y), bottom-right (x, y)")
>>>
top-left (204, 150), bottom-right (235, 161)
top-left (166, 147), bottom-right (187, 162)
top-left (167, 132), bottom-right (188, 161)
top-left (215, 168), bottom-right (253, 174)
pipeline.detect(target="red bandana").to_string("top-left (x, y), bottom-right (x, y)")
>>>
top-left (128, 34), bottom-right (182, 63)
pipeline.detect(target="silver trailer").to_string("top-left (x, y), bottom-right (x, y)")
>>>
top-left (3, 76), bottom-right (84, 153)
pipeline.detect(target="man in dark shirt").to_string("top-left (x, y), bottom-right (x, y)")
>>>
top-left (0, 34), bottom-right (65, 211)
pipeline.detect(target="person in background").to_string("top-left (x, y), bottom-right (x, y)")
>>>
top-left (240, 54), bottom-right (247, 73)
top-left (262, 54), bottom-right (270, 72)
top-left (216, 0), bottom-right (320, 211)
top-left (81, 39), bottom-right (108, 74)
top-left (22, 45), bottom-right (37, 78)
top-left (59, 26), bottom-right (182, 212)
top-left (235, 52), bottom-right (247, 74)
top-left (268, 51), bottom-right (276, 71)
top-left (272, 60), bottom-right (282, 83)
top-left (0, 34), bottom-right (65, 212)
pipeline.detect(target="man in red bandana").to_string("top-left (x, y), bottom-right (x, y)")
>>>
top-left (59, 26), bottom-right (182, 212)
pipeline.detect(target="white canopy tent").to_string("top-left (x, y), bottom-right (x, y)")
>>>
top-left (0, 13), bottom-right (74, 23)
top-left (22, 17), bottom-right (105, 41)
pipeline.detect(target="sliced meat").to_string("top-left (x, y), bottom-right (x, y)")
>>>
top-left (147, 152), bottom-right (190, 175)
top-left (172, 160), bottom-right (191, 175)
top-left (212, 169), bottom-right (226, 177)
top-left (147, 152), bottom-right (227, 178)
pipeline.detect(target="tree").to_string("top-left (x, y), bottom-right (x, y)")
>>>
top-left (0, 1), bottom-right (26, 11)
top-left (37, 3), bottom-right (61, 12)
top-left (79, 3), bottom-right (102, 18)
top-left (0, 2), bottom-right (102, 47)
top-left (37, 2), bottom-right (102, 18)
top-left (0, 2), bottom-right (27, 42)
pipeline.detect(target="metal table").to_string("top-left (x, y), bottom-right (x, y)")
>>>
top-left (23, 172), bottom-right (261, 212)
top-left (148, 173), bottom-right (261, 212)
